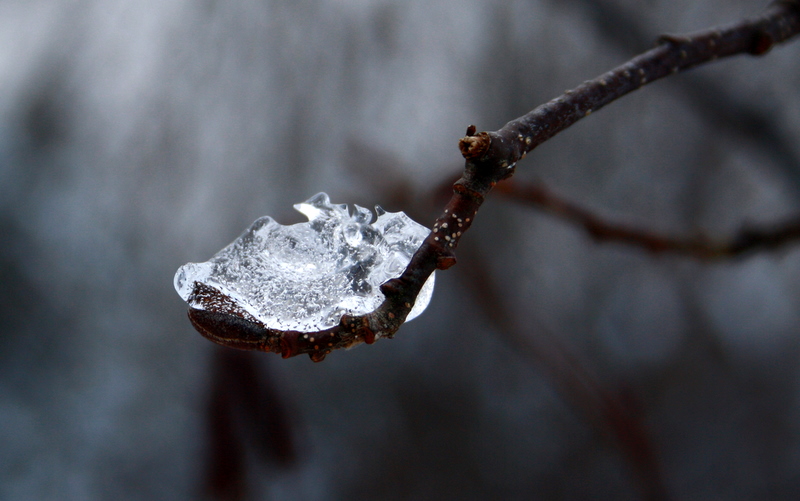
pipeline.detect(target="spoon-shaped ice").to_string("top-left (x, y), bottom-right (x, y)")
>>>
top-left (174, 193), bottom-right (434, 333)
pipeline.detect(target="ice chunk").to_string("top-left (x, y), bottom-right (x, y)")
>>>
top-left (174, 193), bottom-right (435, 332)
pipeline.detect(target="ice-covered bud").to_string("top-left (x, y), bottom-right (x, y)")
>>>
top-left (174, 193), bottom-right (435, 333)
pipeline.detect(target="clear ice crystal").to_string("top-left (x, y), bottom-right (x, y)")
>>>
top-left (174, 193), bottom-right (435, 332)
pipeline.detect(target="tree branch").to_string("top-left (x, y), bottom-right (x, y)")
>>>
top-left (188, 1), bottom-right (800, 361)
top-left (497, 179), bottom-right (800, 258)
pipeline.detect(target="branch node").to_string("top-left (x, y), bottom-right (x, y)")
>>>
top-left (436, 254), bottom-right (457, 270)
top-left (379, 277), bottom-right (405, 297)
top-left (750, 31), bottom-right (777, 54)
top-left (657, 33), bottom-right (691, 46)
top-left (459, 131), bottom-right (491, 159)
top-left (452, 181), bottom-right (484, 202)
top-left (308, 350), bottom-right (326, 362)
top-left (279, 334), bottom-right (298, 359)
top-left (341, 314), bottom-right (376, 344)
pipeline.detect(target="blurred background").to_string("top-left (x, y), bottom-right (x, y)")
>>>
top-left (2, 0), bottom-right (800, 499)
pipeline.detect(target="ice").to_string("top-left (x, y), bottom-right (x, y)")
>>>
top-left (174, 193), bottom-right (435, 332)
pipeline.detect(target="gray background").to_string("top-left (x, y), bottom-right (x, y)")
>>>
top-left (2, 0), bottom-right (800, 499)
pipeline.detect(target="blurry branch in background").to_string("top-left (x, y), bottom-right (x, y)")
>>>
top-left (204, 349), bottom-right (296, 499)
top-left (497, 180), bottom-right (800, 258)
top-left (458, 241), bottom-right (667, 500)
top-left (189, 1), bottom-right (800, 361)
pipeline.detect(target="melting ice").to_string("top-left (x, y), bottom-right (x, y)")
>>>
top-left (174, 193), bottom-right (435, 332)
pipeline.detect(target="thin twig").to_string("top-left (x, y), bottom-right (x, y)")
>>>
top-left (571, 0), bottom-right (800, 190)
top-left (497, 180), bottom-right (800, 258)
top-left (188, 1), bottom-right (800, 361)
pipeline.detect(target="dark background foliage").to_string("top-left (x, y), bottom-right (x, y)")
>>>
top-left (2, 0), bottom-right (800, 499)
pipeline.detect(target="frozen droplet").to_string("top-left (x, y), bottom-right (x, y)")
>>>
top-left (175, 193), bottom-right (435, 332)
